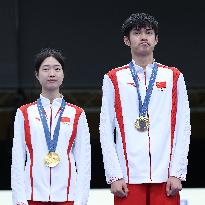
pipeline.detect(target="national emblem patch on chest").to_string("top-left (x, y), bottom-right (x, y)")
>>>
top-left (156, 81), bottom-right (166, 91)
top-left (61, 117), bottom-right (70, 124)
top-left (127, 82), bottom-right (136, 87)
top-left (35, 117), bottom-right (40, 121)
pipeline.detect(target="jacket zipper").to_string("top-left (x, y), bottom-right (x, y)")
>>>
top-left (49, 106), bottom-right (53, 201)
top-left (144, 70), bottom-right (152, 181)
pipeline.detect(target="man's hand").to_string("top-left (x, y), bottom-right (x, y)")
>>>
top-left (111, 179), bottom-right (128, 198)
top-left (166, 176), bottom-right (182, 196)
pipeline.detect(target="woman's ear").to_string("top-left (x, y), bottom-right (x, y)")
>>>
top-left (35, 71), bottom-right (39, 80)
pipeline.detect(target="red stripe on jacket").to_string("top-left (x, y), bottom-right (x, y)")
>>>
top-left (107, 66), bottom-right (130, 183)
top-left (20, 102), bottom-right (37, 200)
top-left (159, 64), bottom-right (181, 176)
top-left (66, 103), bottom-right (83, 200)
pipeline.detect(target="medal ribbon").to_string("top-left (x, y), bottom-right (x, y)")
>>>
top-left (129, 61), bottom-right (158, 117)
top-left (37, 98), bottom-right (66, 152)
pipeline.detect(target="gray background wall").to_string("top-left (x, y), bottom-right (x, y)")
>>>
top-left (0, 0), bottom-right (204, 89)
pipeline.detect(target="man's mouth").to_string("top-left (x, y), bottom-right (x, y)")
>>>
top-left (139, 42), bottom-right (149, 46)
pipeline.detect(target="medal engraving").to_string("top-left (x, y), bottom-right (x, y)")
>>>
top-left (44, 152), bottom-right (60, 167)
top-left (135, 116), bottom-right (149, 132)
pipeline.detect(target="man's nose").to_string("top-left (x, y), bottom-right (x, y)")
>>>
top-left (140, 32), bottom-right (147, 40)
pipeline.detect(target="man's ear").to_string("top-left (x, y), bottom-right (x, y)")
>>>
top-left (124, 36), bottom-right (130, 47)
top-left (155, 35), bottom-right (159, 46)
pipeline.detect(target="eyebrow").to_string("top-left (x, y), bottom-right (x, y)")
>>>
top-left (132, 27), bottom-right (153, 31)
top-left (42, 64), bottom-right (61, 67)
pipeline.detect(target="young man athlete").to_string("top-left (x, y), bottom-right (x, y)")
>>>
top-left (100, 13), bottom-right (191, 205)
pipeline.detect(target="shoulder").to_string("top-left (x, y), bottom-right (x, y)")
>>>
top-left (157, 63), bottom-right (181, 75)
top-left (106, 64), bottom-right (129, 78)
top-left (19, 101), bottom-right (37, 112)
top-left (65, 102), bottom-right (84, 115)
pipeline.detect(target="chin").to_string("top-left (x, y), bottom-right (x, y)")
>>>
top-left (135, 49), bottom-right (149, 56)
top-left (138, 52), bottom-right (150, 57)
top-left (45, 86), bottom-right (59, 91)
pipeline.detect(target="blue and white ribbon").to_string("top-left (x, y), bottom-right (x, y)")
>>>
top-left (129, 61), bottom-right (158, 117)
top-left (37, 98), bottom-right (66, 152)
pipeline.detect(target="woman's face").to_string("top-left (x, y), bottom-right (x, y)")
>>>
top-left (36, 56), bottom-right (64, 92)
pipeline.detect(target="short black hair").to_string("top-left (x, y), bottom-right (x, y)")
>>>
top-left (122, 13), bottom-right (158, 37)
top-left (35, 48), bottom-right (65, 72)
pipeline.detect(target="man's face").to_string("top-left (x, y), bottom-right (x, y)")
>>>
top-left (124, 27), bottom-right (158, 57)
top-left (36, 56), bottom-right (64, 92)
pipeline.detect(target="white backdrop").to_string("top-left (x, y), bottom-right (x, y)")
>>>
top-left (1, 188), bottom-right (205, 205)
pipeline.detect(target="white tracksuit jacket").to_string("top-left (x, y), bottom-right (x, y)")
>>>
top-left (11, 95), bottom-right (91, 205)
top-left (100, 61), bottom-right (191, 185)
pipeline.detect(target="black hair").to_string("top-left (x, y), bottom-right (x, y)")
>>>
top-left (34, 48), bottom-right (65, 72)
top-left (122, 13), bottom-right (159, 37)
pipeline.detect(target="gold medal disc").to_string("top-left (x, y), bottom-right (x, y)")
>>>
top-left (135, 116), bottom-right (150, 132)
top-left (44, 152), bottom-right (60, 167)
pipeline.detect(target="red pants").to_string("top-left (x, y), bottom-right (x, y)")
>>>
top-left (114, 183), bottom-right (180, 205)
top-left (28, 201), bottom-right (74, 205)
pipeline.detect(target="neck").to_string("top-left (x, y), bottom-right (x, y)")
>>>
top-left (132, 52), bottom-right (154, 70)
top-left (41, 90), bottom-right (61, 103)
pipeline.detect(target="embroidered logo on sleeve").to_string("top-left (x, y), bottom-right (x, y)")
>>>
top-left (156, 81), bottom-right (166, 91)
top-left (61, 117), bottom-right (70, 124)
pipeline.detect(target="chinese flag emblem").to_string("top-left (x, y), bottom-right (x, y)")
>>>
top-left (156, 82), bottom-right (166, 91)
top-left (156, 82), bottom-right (166, 88)
top-left (61, 117), bottom-right (70, 124)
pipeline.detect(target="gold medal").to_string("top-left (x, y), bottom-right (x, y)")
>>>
top-left (135, 116), bottom-right (149, 132)
top-left (44, 152), bottom-right (60, 167)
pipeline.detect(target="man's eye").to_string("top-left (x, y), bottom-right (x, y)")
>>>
top-left (134, 31), bottom-right (140, 35)
top-left (147, 31), bottom-right (153, 35)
